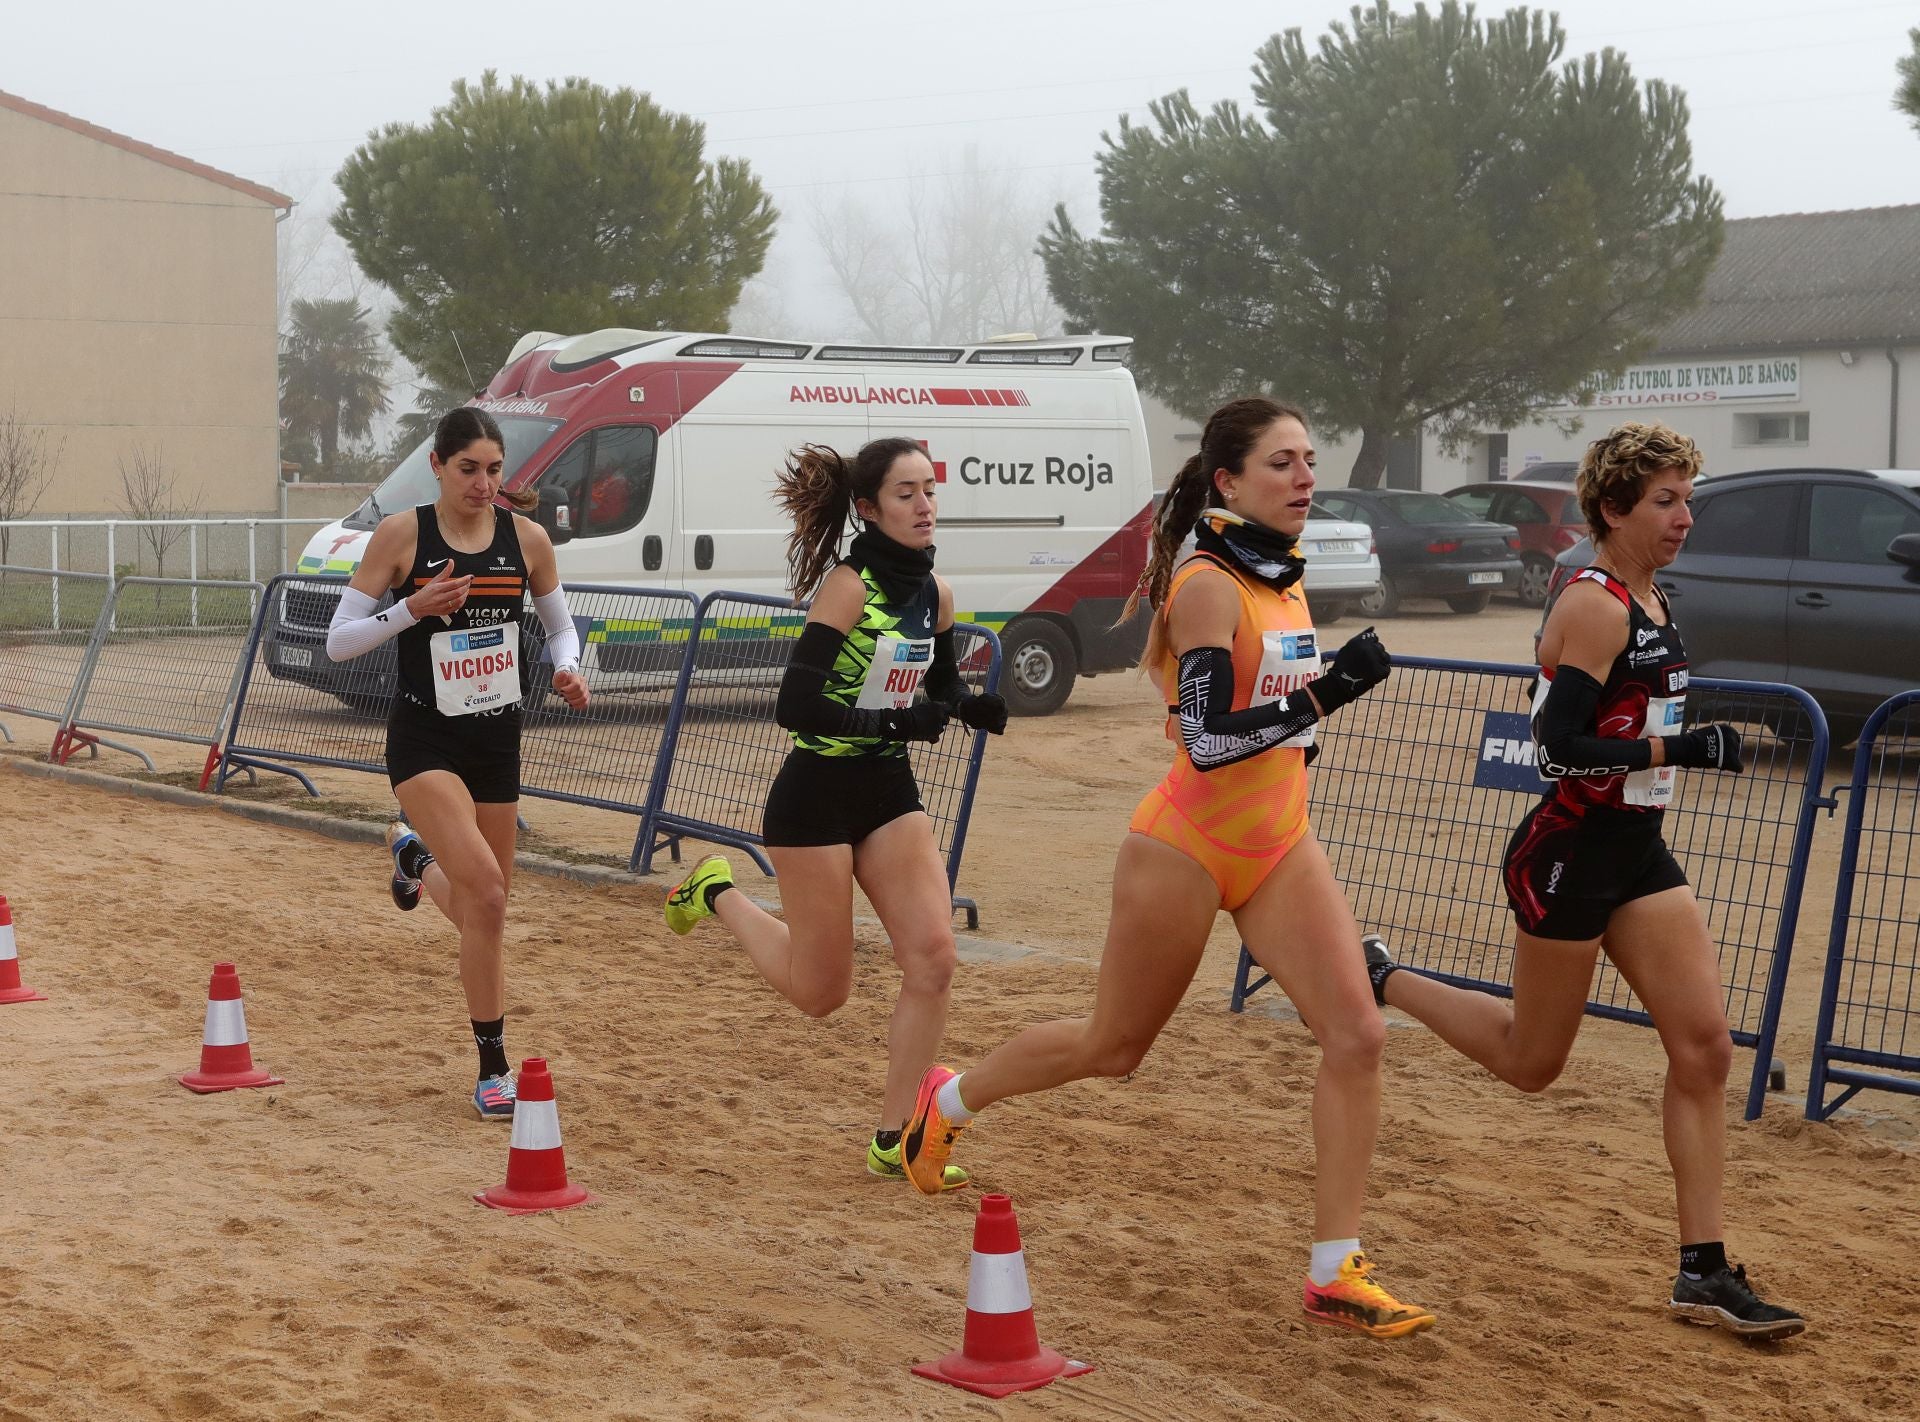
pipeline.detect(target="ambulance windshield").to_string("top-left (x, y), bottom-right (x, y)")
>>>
top-left (344, 415), bottom-right (563, 530)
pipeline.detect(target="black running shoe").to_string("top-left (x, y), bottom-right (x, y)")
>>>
top-left (386, 819), bottom-right (429, 912)
top-left (1362, 933), bottom-right (1396, 1007)
top-left (1668, 1265), bottom-right (1806, 1341)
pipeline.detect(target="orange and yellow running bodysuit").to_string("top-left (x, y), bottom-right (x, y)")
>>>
top-left (1127, 552), bottom-right (1316, 909)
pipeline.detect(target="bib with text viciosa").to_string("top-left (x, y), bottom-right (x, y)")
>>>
top-left (1623, 694), bottom-right (1684, 807)
top-left (1252, 628), bottom-right (1321, 750)
top-left (855, 633), bottom-right (934, 710)
top-left (430, 623), bottom-right (522, 717)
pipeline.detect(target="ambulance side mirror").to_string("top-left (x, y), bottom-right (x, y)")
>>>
top-left (536, 485), bottom-right (574, 546)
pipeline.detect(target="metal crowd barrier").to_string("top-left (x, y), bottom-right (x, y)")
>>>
top-left (632, 590), bottom-right (1002, 927)
top-left (216, 574), bottom-right (699, 815)
top-left (1806, 690), bottom-right (1920, 1120)
top-left (51, 577), bottom-right (262, 779)
top-left (1229, 656), bottom-right (1832, 1120)
top-left (0, 565), bottom-right (117, 755)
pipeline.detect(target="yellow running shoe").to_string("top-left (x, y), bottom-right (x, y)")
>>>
top-left (867, 1136), bottom-right (969, 1191)
top-left (1301, 1251), bottom-right (1436, 1338)
top-left (901, 1064), bottom-right (972, 1196)
top-left (664, 855), bottom-right (733, 935)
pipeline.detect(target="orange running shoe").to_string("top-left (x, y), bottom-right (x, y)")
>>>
top-left (1301, 1251), bottom-right (1436, 1338)
top-left (901, 1064), bottom-right (972, 1196)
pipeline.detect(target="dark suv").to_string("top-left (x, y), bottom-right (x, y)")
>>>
top-left (1549, 467), bottom-right (1920, 744)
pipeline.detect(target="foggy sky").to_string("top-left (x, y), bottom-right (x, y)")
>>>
top-left (7, 0), bottom-right (1917, 339)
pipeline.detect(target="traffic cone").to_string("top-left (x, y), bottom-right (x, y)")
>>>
top-left (912, 1193), bottom-right (1094, 1398)
top-left (0, 896), bottom-right (47, 1004)
top-left (473, 1058), bottom-right (597, 1214)
top-left (178, 962), bottom-right (284, 1092)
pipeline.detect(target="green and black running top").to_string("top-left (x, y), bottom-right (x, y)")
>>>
top-left (788, 534), bottom-right (941, 759)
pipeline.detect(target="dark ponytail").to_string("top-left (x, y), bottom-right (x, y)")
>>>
top-left (432, 407), bottom-right (536, 512)
top-left (1128, 396), bottom-right (1309, 669)
top-left (774, 436), bottom-right (928, 598)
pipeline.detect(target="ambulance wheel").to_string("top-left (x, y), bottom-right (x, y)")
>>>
top-left (1002, 618), bottom-right (1077, 717)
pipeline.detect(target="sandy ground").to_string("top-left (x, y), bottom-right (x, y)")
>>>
top-left (4, 602), bottom-right (1919, 1421)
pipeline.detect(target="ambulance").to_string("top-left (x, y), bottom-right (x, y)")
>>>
top-left (268, 329), bottom-right (1155, 715)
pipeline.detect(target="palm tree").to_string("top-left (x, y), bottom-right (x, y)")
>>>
top-left (280, 298), bottom-right (391, 474)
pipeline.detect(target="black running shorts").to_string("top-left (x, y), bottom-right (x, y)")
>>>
top-left (1502, 800), bottom-right (1688, 941)
top-left (386, 695), bottom-right (521, 804)
top-left (762, 748), bottom-right (925, 847)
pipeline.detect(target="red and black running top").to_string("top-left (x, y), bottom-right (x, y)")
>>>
top-left (391, 504), bottom-right (527, 711)
top-left (1530, 566), bottom-right (1689, 817)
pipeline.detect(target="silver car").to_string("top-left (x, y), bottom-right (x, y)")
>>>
top-left (1301, 504), bottom-right (1383, 624)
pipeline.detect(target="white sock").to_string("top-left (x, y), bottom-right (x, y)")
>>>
top-left (936, 1074), bottom-right (976, 1122)
top-left (1309, 1238), bottom-right (1362, 1288)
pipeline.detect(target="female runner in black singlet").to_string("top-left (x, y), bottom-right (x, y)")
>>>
top-left (326, 408), bottom-right (588, 1120)
top-left (1364, 422), bottom-right (1804, 1339)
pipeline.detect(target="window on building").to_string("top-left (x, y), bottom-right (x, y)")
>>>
top-left (1686, 484), bottom-right (1799, 559)
top-left (1733, 412), bottom-right (1811, 447)
top-left (1805, 485), bottom-right (1920, 564)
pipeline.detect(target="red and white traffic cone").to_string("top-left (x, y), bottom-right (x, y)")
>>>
top-left (178, 962), bottom-right (284, 1092)
top-left (0, 896), bottom-right (47, 1004)
top-left (473, 1058), bottom-right (596, 1215)
top-left (912, 1193), bottom-right (1094, 1398)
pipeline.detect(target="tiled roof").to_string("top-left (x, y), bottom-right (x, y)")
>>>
top-left (1652, 205), bottom-right (1920, 355)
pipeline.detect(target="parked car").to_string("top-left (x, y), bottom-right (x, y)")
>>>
top-left (1546, 467), bottom-right (1920, 744)
top-left (1300, 504), bottom-right (1382, 623)
top-left (1155, 495), bottom-right (1382, 623)
top-left (1445, 479), bottom-right (1587, 606)
top-left (1311, 488), bottom-right (1521, 614)
top-left (1509, 459), bottom-right (1579, 483)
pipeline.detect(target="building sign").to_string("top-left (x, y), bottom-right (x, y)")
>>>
top-left (1545, 357), bottom-right (1800, 411)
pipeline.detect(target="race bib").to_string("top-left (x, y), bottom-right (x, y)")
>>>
top-left (1252, 628), bottom-right (1320, 750)
top-left (1623, 694), bottom-right (1685, 807)
top-left (430, 623), bottom-right (522, 717)
top-left (855, 633), bottom-right (934, 711)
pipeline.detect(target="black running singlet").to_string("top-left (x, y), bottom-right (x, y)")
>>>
top-left (393, 505), bottom-right (527, 714)
top-left (1529, 566), bottom-right (1689, 817)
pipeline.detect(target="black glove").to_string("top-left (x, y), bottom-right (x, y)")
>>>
top-left (1307, 626), bottom-right (1391, 715)
top-left (882, 701), bottom-right (951, 742)
top-left (1664, 723), bottom-right (1744, 773)
top-left (953, 692), bottom-right (1008, 735)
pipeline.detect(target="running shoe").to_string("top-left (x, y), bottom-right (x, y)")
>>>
top-left (664, 854), bottom-right (733, 935)
top-left (385, 818), bottom-right (429, 913)
top-left (472, 1073), bottom-right (517, 1121)
top-left (900, 1064), bottom-right (972, 1197)
top-left (1362, 932), bottom-right (1395, 1007)
top-left (867, 1135), bottom-right (970, 1191)
top-left (1301, 1251), bottom-right (1436, 1338)
top-left (1668, 1265), bottom-right (1806, 1340)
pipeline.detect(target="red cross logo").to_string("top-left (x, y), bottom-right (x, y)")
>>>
top-left (914, 439), bottom-right (947, 483)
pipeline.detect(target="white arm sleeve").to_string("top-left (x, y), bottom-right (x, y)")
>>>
top-left (326, 586), bottom-right (418, 662)
top-left (531, 585), bottom-right (581, 674)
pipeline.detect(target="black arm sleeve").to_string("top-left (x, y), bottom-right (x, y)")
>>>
top-left (774, 621), bottom-right (908, 740)
top-left (922, 627), bottom-right (964, 709)
top-left (1176, 646), bottom-right (1322, 772)
top-left (1533, 665), bottom-right (1654, 779)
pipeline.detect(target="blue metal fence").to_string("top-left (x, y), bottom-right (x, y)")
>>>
top-left (632, 589), bottom-right (1002, 927)
top-left (1806, 690), bottom-right (1920, 1120)
top-left (1230, 655), bottom-right (1832, 1120)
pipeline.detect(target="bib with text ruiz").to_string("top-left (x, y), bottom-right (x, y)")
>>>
top-left (430, 623), bottom-right (522, 717)
top-left (1253, 628), bottom-right (1321, 750)
top-left (856, 633), bottom-right (934, 710)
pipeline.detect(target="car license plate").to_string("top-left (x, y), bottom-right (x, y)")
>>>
top-left (278, 646), bottom-right (313, 668)
top-left (1468, 571), bottom-right (1502, 585)
top-left (1314, 540), bottom-right (1360, 555)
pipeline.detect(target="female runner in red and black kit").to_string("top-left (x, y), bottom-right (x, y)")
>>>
top-left (1364, 422), bottom-right (1804, 1339)
top-left (326, 408), bottom-right (589, 1120)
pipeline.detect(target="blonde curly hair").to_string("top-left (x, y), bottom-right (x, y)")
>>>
top-left (1575, 422), bottom-right (1703, 543)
